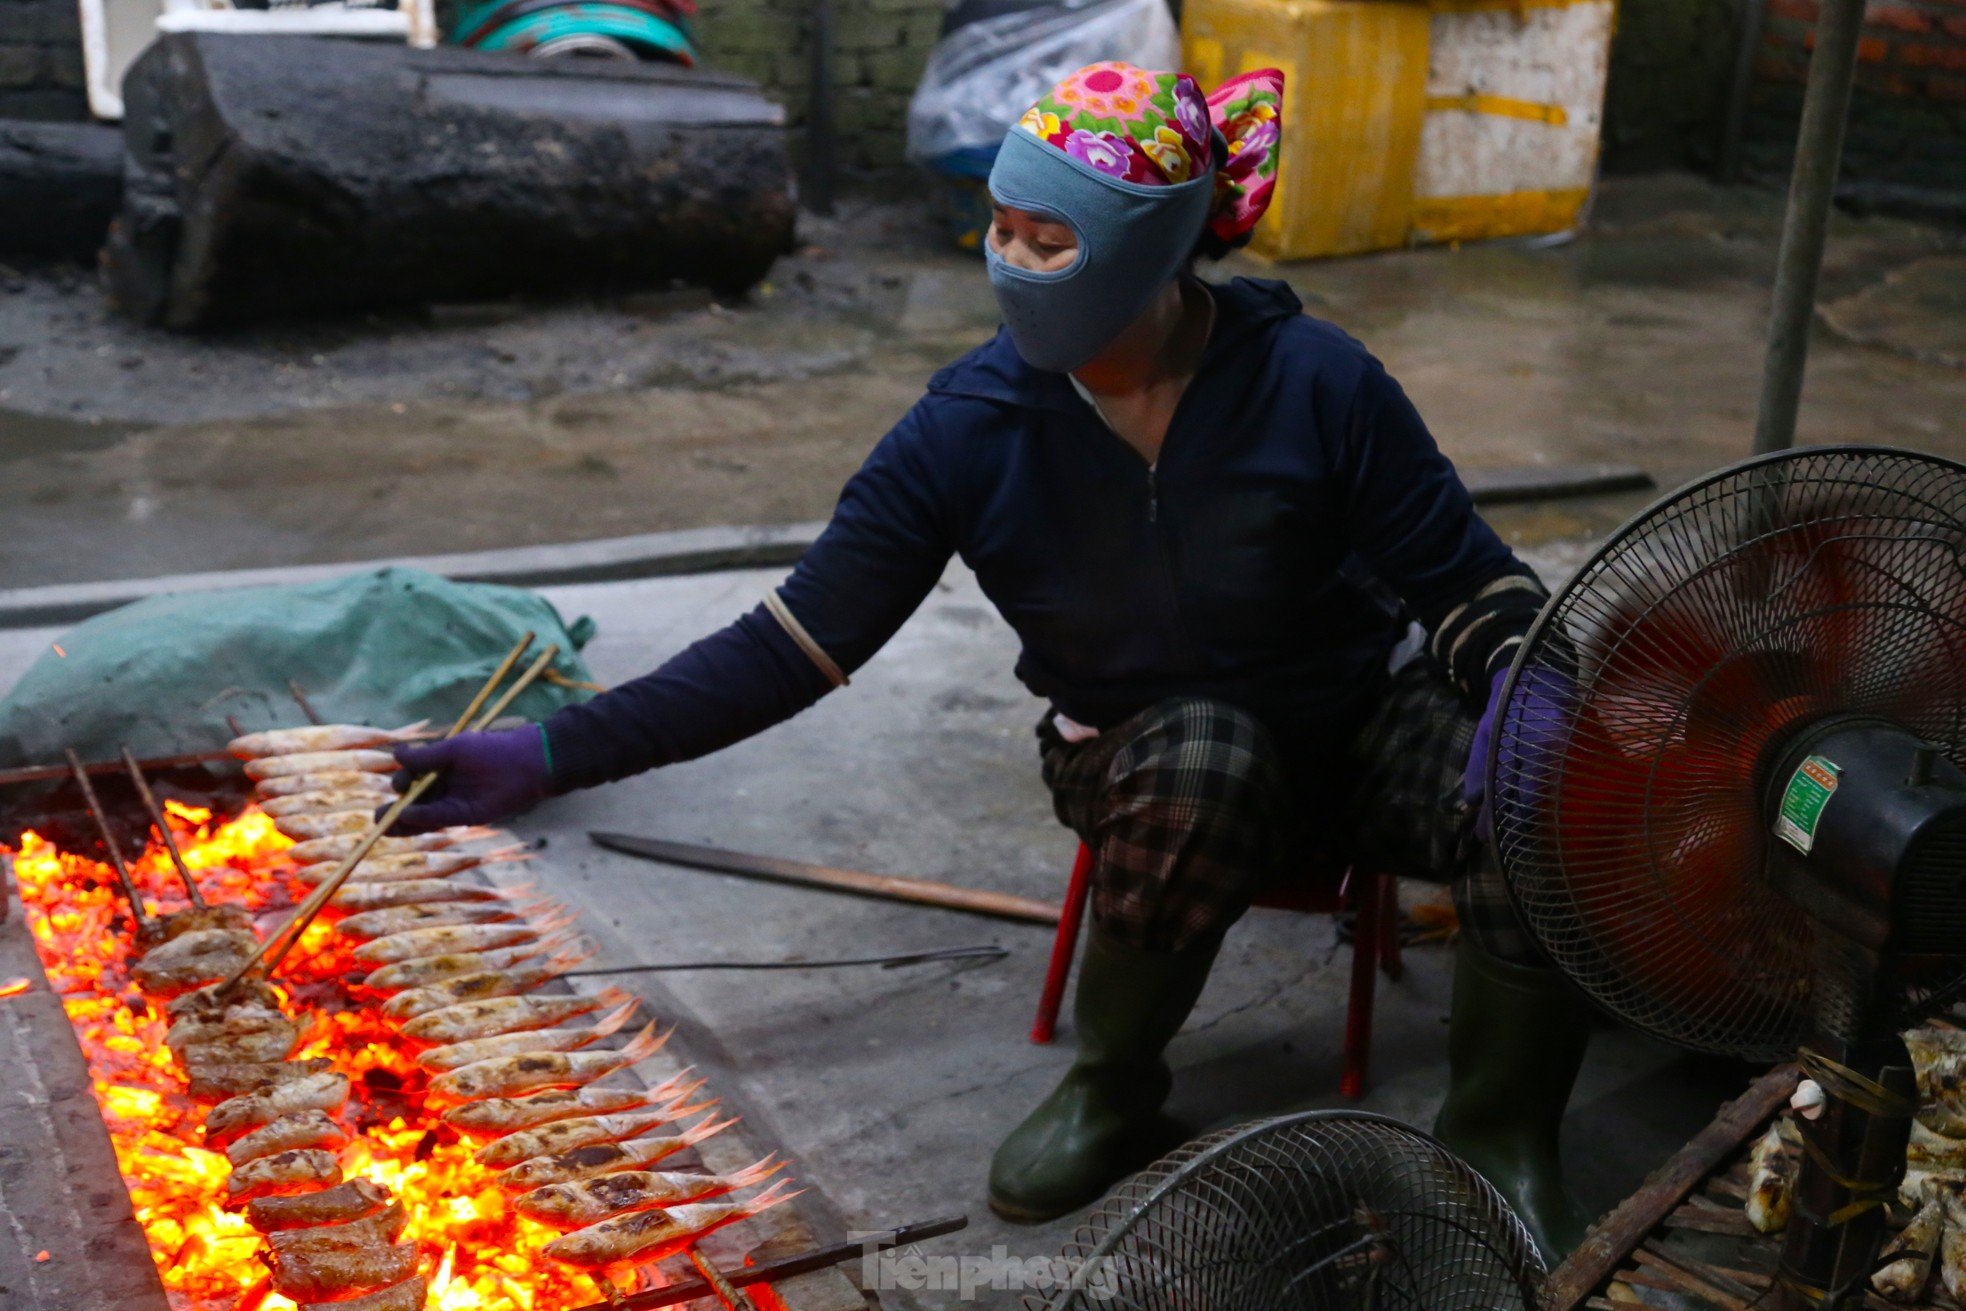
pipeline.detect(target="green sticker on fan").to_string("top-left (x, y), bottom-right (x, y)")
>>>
top-left (1776, 755), bottom-right (1841, 855)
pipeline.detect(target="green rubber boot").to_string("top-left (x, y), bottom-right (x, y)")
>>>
top-left (988, 925), bottom-right (1220, 1223)
top-left (1433, 937), bottom-right (1593, 1262)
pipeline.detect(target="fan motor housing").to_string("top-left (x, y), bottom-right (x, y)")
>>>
top-left (1763, 718), bottom-right (1966, 970)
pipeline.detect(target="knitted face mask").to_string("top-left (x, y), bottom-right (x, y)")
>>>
top-left (985, 63), bottom-right (1284, 374)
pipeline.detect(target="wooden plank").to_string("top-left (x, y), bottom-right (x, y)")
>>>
top-left (1542, 1064), bottom-right (1801, 1311)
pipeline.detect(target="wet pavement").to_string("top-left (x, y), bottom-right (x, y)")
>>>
top-left (0, 171), bottom-right (1962, 588)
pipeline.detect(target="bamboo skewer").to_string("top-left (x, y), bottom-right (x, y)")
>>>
top-left (222, 635), bottom-right (559, 989)
top-left (66, 747), bottom-right (152, 933)
top-left (120, 745), bottom-right (206, 908)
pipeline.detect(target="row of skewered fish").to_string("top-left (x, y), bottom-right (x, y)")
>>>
top-left (1740, 1026), bottom-right (1966, 1303)
top-left (231, 721), bottom-right (798, 1298)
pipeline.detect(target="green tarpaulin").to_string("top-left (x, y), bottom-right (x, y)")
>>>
top-left (0, 567), bottom-right (598, 772)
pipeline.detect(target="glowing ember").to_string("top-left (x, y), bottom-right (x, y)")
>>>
top-left (10, 805), bottom-right (609, 1311)
top-left (0, 976), bottom-right (30, 997)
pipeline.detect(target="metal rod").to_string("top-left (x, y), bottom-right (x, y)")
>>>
top-left (687, 1247), bottom-right (759, 1311)
top-left (590, 832), bottom-right (1062, 926)
top-left (0, 748), bottom-right (236, 791)
top-left (562, 944), bottom-right (1009, 979)
top-left (120, 745), bottom-right (205, 908)
top-left (64, 747), bottom-right (151, 930)
top-left (1718, 0), bottom-right (1770, 182)
top-left (567, 1216), bottom-right (969, 1311)
top-left (1750, 0), bottom-right (1867, 455)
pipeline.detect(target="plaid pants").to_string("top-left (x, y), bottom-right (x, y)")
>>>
top-left (1039, 659), bottom-right (1540, 963)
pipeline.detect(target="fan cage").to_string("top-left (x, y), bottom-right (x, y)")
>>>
top-left (1023, 1111), bottom-right (1544, 1311)
top-left (1490, 446), bottom-right (1966, 1062)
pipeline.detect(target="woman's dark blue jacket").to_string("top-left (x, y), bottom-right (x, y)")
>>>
top-left (543, 277), bottom-right (1542, 790)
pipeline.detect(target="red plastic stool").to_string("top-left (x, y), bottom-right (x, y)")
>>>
top-left (1030, 842), bottom-right (1403, 1099)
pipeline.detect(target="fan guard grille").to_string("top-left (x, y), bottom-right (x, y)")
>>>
top-left (1025, 1112), bottom-right (1543, 1311)
top-left (1492, 447), bottom-right (1966, 1061)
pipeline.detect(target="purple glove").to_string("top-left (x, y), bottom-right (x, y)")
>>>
top-left (1466, 665), bottom-right (1577, 841)
top-left (380, 726), bottom-right (553, 835)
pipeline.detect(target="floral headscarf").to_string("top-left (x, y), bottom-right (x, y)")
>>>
top-left (1015, 63), bottom-right (1284, 243)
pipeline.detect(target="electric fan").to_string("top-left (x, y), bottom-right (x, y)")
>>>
top-left (1023, 1111), bottom-right (1544, 1310)
top-left (1489, 446), bottom-right (1966, 1309)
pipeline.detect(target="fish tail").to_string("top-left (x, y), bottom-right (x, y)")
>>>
top-left (682, 1113), bottom-right (739, 1147)
top-left (581, 998), bottom-right (640, 1044)
top-left (657, 1077), bottom-right (709, 1110)
top-left (481, 845), bottom-right (537, 865)
top-left (530, 907), bottom-right (579, 936)
top-left (595, 985), bottom-right (635, 1011)
top-left (541, 939), bottom-right (599, 974)
top-left (612, 1022), bottom-right (671, 1068)
top-left (726, 1156), bottom-right (786, 1190)
top-left (744, 1179), bottom-right (802, 1214)
top-left (438, 825), bottom-right (501, 843)
top-left (660, 1094), bottom-right (719, 1121)
top-left (389, 719), bottom-right (434, 741)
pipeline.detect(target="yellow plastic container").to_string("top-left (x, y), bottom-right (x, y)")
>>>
top-left (1182, 0), bottom-right (1432, 261)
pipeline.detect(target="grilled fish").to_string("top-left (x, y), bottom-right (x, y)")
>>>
top-left (430, 1024), bottom-right (669, 1102)
top-left (244, 749), bottom-right (399, 781)
top-left (1874, 1199), bottom-right (1944, 1302)
top-left (379, 963), bottom-right (574, 1020)
top-left (297, 847), bottom-right (531, 885)
top-left (276, 811), bottom-right (385, 841)
top-left (224, 1109), bottom-right (349, 1167)
top-left (364, 940), bottom-right (579, 997)
top-left (264, 789), bottom-right (407, 820)
top-left (164, 978), bottom-right (284, 1021)
top-left (131, 928), bottom-right (259, 996)
top-left (247, 1179), bottom-right (391, 1232)
top-left (286, 828), bottom-right (494, 864)
top-left (474, 1093), bottom-right (714, 1169)
top-left (419, 999), bottom-right (640, 1072)
top-left (337, 901), bottom-right (530, 941)
top-left (441, 1071), bottom-right (696, 1135)
top-left (1911, 1120), bottom-right (1966, 1168)
top-left (356, 914), bottom-right (570, 965)
top-left (1745, 1123), bottom-right (1793, 1234)
top-left (164, 1004), bottom-right (292, 1054)
top-left (173, 1024), bottom-right (302, 1069)
top-left (515, 1156), bottom-right (782, 1228)
top-left (268, 1240), bottom-right (418, 1302)
top-left (1943, 1196), bottom-right (1966, 1305)
top-left (295, 1274), bottom-right (426, 1311)
top-left (495, 1113), bottom-right (735, 1192)
top-left (331, 879), bottom-right (526, 912)
top-left (256, 771), bottom-right (398, 800)
top-left (188, 1057), bottom-right (336, 1105)
top-left (149, 903), bottom-right (256, 943)
top-left (206, 1072), bottom-right (351, 1143)
top-left (266, 1201), bottom-right (407, 1257)
top-left (401, 984), bottom-right (624, 1044)
top-left (230, 722), bottom-right (428, 759)
top-left (226, 1147), bottom-right (342, 1203)
top-left (540, 1184), bottom-right (797, 1270)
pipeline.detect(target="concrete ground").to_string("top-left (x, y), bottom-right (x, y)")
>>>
top-left (1, 172), bottom-right (1965, 588)
top-left (0, 547), bottom-right (1756, 1309)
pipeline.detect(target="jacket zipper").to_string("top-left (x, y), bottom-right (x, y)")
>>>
top-left (1147, 466), bottom-right (1158, 523)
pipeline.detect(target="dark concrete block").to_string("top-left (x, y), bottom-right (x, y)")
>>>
top-left (105, 34), bottom-right (797, 328)
top-left (0, 120), bottom-right (123, 257)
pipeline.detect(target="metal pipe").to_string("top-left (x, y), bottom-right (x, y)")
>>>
top-left (1751, 0), bottom-right (1867, 455)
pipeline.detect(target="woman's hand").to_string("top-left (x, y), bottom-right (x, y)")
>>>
top-left (380, 726), bottom-right (553, 835)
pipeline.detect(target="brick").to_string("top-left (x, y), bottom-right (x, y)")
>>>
top-left (901, 10), bottom-right (940, 44)
top-left (830, 9), bottom-right (904, 48)
top-left (1898, 40), bottom-right (1966, 69)
top-left (1932, 71), bottom-right (1966, 97)
top-left (861, 43), bottom-right (926, 89)
top-left (0, 0), bottom-right (81, 42)
top-left (1868, 3), bottom-right (1935, 30)
top-left (42, 41), bottom-right (82, 89)
top-left (0, 86), bottom-right (85, 120)
top-left (1767, 0), bottom-right (1818, 22)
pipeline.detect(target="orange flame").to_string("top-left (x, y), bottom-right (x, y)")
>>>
top-left (10, 807), bottom-right (608, 1311)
